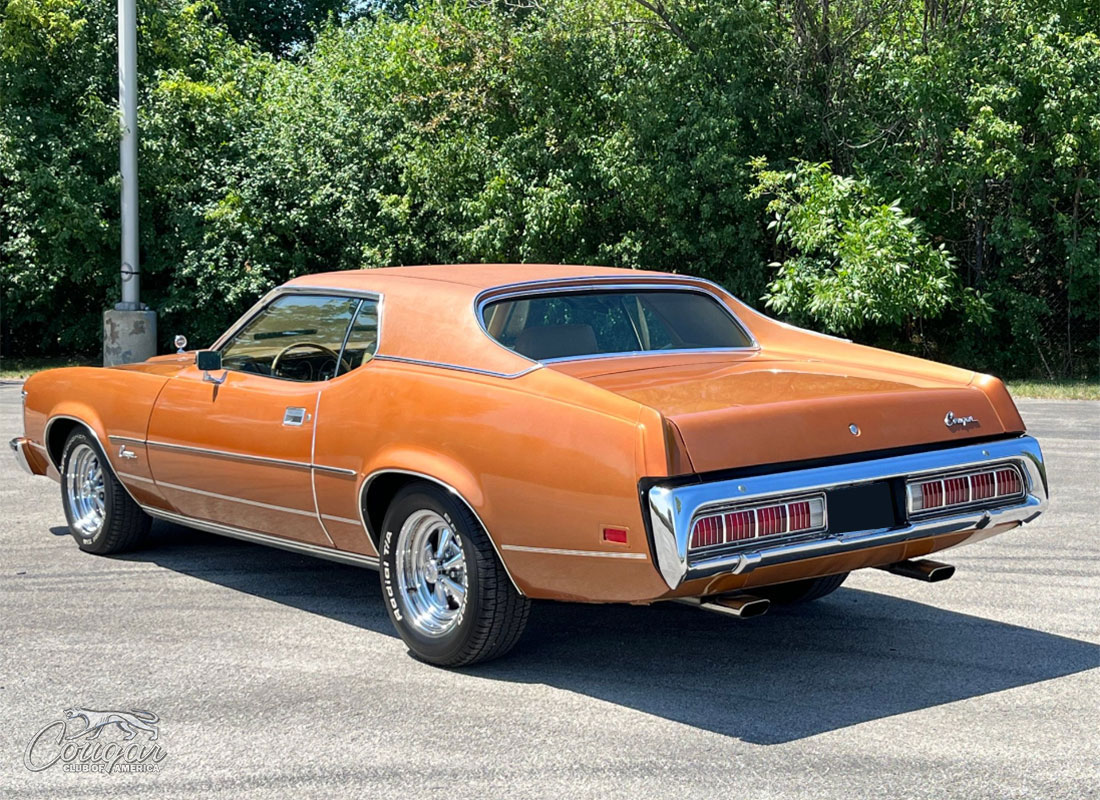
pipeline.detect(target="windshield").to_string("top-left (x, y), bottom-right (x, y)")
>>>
top-left (482, 289), bottom-right (753, 361)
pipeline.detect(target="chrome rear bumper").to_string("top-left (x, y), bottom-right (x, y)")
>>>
top-left (647, 436), bottom-right (1047, 590)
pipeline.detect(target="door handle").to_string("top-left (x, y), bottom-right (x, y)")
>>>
top-left (283, 407), bottom-right (310, 426)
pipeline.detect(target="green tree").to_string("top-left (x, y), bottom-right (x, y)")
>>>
top-left (750, 159), bottom-right (986, 336)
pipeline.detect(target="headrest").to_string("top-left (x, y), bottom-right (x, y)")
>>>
top-left (514, 324), bottom-right (598, 360)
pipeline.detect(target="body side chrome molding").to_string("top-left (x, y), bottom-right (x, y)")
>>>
top-left (359, 468), bottom-right (525, 596)
top-left (647, 435), bottom-right (1048, 590)
top-left (142, 507), bottom-right (380, 569)
top-left (500, 544), bottom-right (648, 560)
top-left (321, 513), bottom-right (362, 526)
top-left (156, 480), bottom-right (317, 517)
top-left (108, 436), bottom-right (357, 476)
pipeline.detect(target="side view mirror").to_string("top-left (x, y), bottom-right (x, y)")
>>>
top-left (196, 350), bottom-right (227, 384)
top-left (196, 350), bottom-right (221, 371)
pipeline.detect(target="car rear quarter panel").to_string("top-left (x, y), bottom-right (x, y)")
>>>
top-left (312, 361), bottom-right (673, 602)
top-left (23, 367), bottom-right (171, 509)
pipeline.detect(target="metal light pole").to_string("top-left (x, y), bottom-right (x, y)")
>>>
top-left (103, 0), bottom-right (156, 365)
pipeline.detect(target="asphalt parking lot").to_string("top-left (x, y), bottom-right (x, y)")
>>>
top-left (1, 381), bottom-right (1097, 799)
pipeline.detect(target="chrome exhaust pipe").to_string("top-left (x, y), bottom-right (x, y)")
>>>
top-left (679, 594), bottom-right (771, 618)
top-left (878, 559), bottom-right (956, 583)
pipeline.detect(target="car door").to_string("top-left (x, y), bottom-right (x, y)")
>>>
top-left (146, 292), bottom-right (361, 546)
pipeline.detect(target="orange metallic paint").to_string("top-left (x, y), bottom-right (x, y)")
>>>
top-left (18, 265), bottom-right (1033, 604)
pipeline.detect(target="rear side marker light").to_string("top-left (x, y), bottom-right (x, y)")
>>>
top-left (602, 527), bottom-right (628, 544)
top-left (907, 463), bottom-right (1025, 515)
top-left (689, 495), bottom-right (825, 550)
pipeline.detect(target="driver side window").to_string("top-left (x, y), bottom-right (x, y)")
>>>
top-left (220, 294), bottom-right (359, 382)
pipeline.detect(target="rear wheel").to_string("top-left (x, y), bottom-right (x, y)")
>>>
top-left (379, 484), bottom-right (529, 666)
top-left (758, 572), bottom-right (849, 604)
top-left (60, 430), bottom-right (150, 554)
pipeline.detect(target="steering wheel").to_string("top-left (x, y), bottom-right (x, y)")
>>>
top-left (270, 342), bottom-right (351, 379)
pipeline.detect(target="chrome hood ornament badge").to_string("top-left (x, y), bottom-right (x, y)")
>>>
top-left (944, 411), bottom-right (978, 429)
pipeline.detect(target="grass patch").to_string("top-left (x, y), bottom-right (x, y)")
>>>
top-left (1007, 381), bottom-right (1100, 400)
top-left (0, 356), bottom-right (98, 380)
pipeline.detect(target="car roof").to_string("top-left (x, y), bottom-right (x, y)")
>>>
top-left (279, 264), bottom-right (744, 377)
top-left (286, 263), bottom-right (684, 292)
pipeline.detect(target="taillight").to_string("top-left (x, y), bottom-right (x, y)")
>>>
top-left (689, 494), bottom-right (825, 550)
top-left (907, 463), bottom-right (1025, 515)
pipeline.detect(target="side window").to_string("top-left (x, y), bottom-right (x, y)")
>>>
top-left (220, 294), bottom-right (358, 382)
top-left (336, 299), bottom-right (379, 376)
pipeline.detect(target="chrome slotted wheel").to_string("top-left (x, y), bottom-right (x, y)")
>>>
top-left (65, 442), bottom-right (106, 538)
top-left (395, 509), bottom-right (469, 637)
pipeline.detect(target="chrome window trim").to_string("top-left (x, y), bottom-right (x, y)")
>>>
top-left (373, 354), bottom-right (540, 380)
top-left (210, 286), bottom-right (386, 368)
top-left (647, 435), bottom-right (1048, 590)
top-left (334, 298), bottom-right (364, 377)
top-left (472, 277), bottom-right (760, 366)
top-left (359, 468), bottom-right (524, 596)
top-left (141, 506), bottom-right (380, 569)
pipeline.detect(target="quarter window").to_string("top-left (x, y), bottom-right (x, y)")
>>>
top-left (336, 299), bottom-right (380, 376)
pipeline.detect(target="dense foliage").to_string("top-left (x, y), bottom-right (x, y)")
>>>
top-left (2, 0), bottom-right (1096, 377)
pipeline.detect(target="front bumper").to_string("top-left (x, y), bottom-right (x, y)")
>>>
top-left (10, 436), bottom-right (37, 475)
top-left (647, 435), bottom-right (1048, 590)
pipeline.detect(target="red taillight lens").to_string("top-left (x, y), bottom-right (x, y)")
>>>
top-left (689, 495), bottom-right (825, 550)
top-left (995, 467), bottom-right (1022, 496)
top-left (724, 509), bottom-right (756, 541)
top-left (907, 463), bottom-right (1025, 515)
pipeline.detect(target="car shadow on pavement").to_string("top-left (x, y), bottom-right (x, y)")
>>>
top-left (122, 520), bottom-right (1098, 746)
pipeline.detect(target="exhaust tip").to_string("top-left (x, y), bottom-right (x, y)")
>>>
top-left (878, 559), bottom-right (956, 583)
top-left (732, 597), bottom-right (771, 618)
top-left (925, 564), bottom-right (956, 582)
top-left (699, 595), bottom-right (771, 619)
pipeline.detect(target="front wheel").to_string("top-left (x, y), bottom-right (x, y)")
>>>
top-left (61, 430), bottom-right (150, 554)
top-left (379, 484), bottom-right (530, 666)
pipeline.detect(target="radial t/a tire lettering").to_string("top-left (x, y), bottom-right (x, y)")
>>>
top-left (379, 484), bottom-right (530, 666)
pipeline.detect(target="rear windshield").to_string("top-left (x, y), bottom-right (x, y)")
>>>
top-left (481, 289), bottom-right (754, 361)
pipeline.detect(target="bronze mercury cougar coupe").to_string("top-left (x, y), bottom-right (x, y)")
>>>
top-left (11, 265), bottom-right (1049, 665)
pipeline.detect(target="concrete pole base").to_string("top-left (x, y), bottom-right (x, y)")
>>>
top-left (103, 308), bottom-right (157, 366)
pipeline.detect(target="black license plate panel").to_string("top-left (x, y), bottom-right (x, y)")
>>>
top-left (824, 481), bottom-right (900, 534)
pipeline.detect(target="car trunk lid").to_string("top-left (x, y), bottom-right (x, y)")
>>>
top-left (550, 355), bottom-right (1013, 473)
